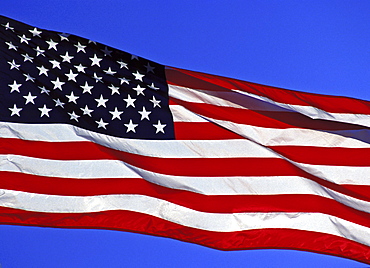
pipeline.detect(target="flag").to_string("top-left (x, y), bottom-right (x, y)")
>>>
top-left (0, 15), bottom-right (369, 264)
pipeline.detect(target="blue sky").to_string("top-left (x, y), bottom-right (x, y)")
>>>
top-left (0, 1), bottom-right (369, 267)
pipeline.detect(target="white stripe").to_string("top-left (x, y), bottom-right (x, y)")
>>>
top-left (291, 161), bottom-right (370, 185)
top-left (1, 122), bottom-right (369, 150)
top-left (0, 122), bottom-right (86, 142)
top-left (0, 189), bottom-right (369, 247)
top-left (170, 105), bottom-right (207, 122)
top-left (169, 84), bottom-right (290, 111)
top-left (203, 117), bottom-right (370, 148)
top-left (0, 155), bottom-right (140, 178)
top-left (169, 85), bottom-right (250, 109)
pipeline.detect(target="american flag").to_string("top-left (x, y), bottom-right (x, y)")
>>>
top-left (0, 16), bottom-right (369, 264)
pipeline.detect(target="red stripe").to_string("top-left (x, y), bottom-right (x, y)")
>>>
top-left (169, 100), bottom-right (177, 105)
top-left (0, 207), bottom-right (369, 264)
top-left (174, 122), bottom-right (244, 139)
top-left (166, 67), bottom-right (370, 114)
top-left (342, 185), bottom-right (370, 201)
top-left (269, 145), bottom-right (370, 166)
top-left (171, 97), bottom-right (366, 130)
top-left (1, 172), bottom-right (369, 227)
top-left (0, 138), bottom-right (114, 160)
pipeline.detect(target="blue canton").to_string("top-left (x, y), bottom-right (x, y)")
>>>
top-left (0, 16), bottom-right (174, 139)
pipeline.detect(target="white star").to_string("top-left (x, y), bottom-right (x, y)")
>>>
top-left (66, 91), bottom-right (79, 104)
top-left (117, 60), bottom-right (128, 69)
top-left (9, 104), bottom-right (22, 116)
top-left (53, 98), bottom-right (65, 108)
top-left (93, 72), bottom-right (103, 83)
top-left (9, 81), bottom-right (22, 93)
top-left (88, 40), bottom-right (96, 45)
top-left (118, 77), bottom-right (130, 85)
top-left (46, 39), bottom-right (58, 50)
top-left (132, 71), bottom-right (144, 82)
top-left (138, 106), bottom-right (151, 121)
top-left (68, 111), bottom-right (80, 122)
top-left (3, 22), bottom-right (14, 32)
top-left (5, 41), bottom-right (17, 50)
top-left (74, 63), bottom-right (87, 73)
top-left (51, 77), bottom-right (65, 90)
top-left (74, 42), bottom-right (86, 53)
top-left (123, 94), bottom-right (136, 108)
top-left (131, 54), bottom-right (139, 60)
top-left (8, 60), bottom-right (20, 70)
top-left (133, 85), bottom-right (145, 96)
top-left (34, 46), bottom-right (45, 56)
top-left (22, 53), bottom-right (34, 62)
top-left (149, 96), bottom-right (161, 108)
top-left (109, 107), bottom-right (123, 120)
top-left (60, 51), bottom-right (74, 63)
top-left (108, 84), bottom-right (120, 95)
top-left (49, 59), bottom-right (61, 69)
top-left (144, 62), bottom-right (155, 73)
top-left (96, 118), bottom-right (109, 129)
top-left (80, 105), bottom-right (94, 117)
top-left (101, 46), bottom-right (112, 57)
top-left (124, 119), bottom-right (138, 133)
top-left (89, 54), bottom-right (102, 67)
top-left (39, 86), bottom-right (50, 95)
top-left (29, 27), bottom-right (42, 37)
top-left (80, 81), bottom-right (93, 94)
top-left (95, 95), bottom-right (108, 107)
top-left (65, 70), bottom-right (78, 82)
top-left (103, 67), bottom-right (116, 75)
top-left (37, 65), bottom-right (49, 76)
top-left (149, 83), bottom-right (159, 90)
top-left (23, 73), bottom-right (36, 82)
top-left (18, 34), bottom-right (30, 44)
top-left (59, 33), bottom-right (70, 41)
top-left (23, 92), bottom-right (37, 104)
top-left (153, 120), bottom-right (166, 134)
top-left (38, 104), bottom-right (52, 117)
